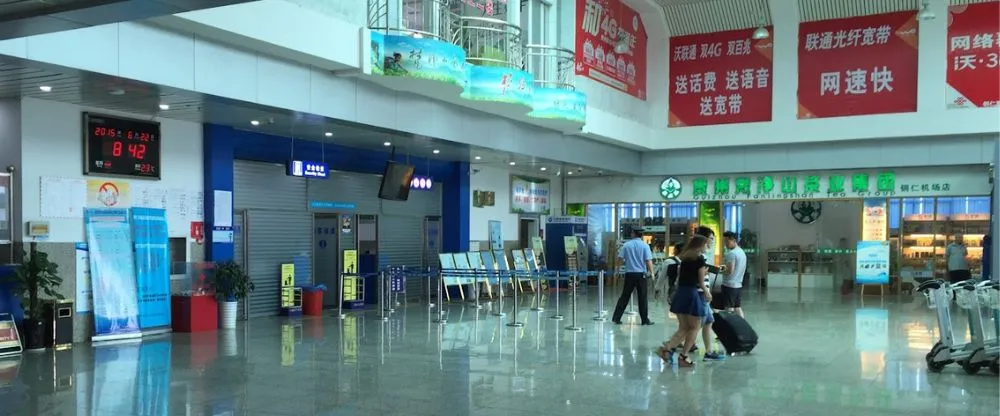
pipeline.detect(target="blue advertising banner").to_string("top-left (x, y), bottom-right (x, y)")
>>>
top-left (84, 208), bottom-right (141, 340)
top-left (528, 87), bottom-right (587, 123)
top-left (370, 30), bottom-right (385, 75)
top-left (383, 34), bottom-right (467, 86)
top-left (462, 65), bottom-right (534, 106)
top-left (855, 240), bottom-right (890, 285)
top-left (131, 208), bottom-right (171, 331)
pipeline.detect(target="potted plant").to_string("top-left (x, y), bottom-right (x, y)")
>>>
top-left (5, 246), bottom-right (64, 350)
top-left (211, 260), bottom-right (254, 329)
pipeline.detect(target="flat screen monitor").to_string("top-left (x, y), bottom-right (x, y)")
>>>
top-left (378, 161), bottom-right (415, 201)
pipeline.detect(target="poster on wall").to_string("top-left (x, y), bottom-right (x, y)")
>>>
top-left (861, 198), bottom-right (888, 241)
top-left (131, 208), bottom-right (172, 331)
top-left (797, 11), bottom-right (918, 119)
top-left (575, 0), bottom-right (647, 99)
top-left (510, 176), bottom-right (550, 214)
top-left (87, 179), bottom-right (131, 208)
top-left (946, 2), bottom-right (1000, 109)
top-left (856, 240), bottom-right (890, 285)
top-left (488, 220), bottom-right (504, 251)
top-left (668, 27), bottom-right (774, 127)
top-left (84, 208), bottom-right (141, 341)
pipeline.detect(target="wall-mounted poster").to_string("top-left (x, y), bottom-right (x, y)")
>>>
top-left (510, 176), bottom-right (550, 215)
top-left (861, 198), bottom-right (888, 241)
top-left (575, 0), bottom-right (647, 99)
top-left (488, 220), bottom-right (503, 250)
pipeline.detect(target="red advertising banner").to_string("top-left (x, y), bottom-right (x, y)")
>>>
top-left (575, 0), bottom-right (647, 100)
top-left (797, 12), bottom-right (918, 119)
top-left (946, 1), bottom-right (1000, 108)
top-left (668, 28), bottom-right (774, 127)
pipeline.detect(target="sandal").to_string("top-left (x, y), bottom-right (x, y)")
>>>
top-left (678, 354), bottom-right (695, 368)
top-left (655, 346), bottom-right (672, 363)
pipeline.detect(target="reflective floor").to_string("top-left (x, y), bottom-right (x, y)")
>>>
top-left (1, 288), bottom-right (998, 416)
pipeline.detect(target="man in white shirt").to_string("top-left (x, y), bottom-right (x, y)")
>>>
top-left (721, 232), bottom-right (748, 318)
top-left (946, 235), bottom-right (970, 283)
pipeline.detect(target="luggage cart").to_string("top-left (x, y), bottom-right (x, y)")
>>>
top-left (975, 280), bottom-right (1000, 375)
top-left (919, 280), bottom-right (973, 373)
top-left (953, 280), bottom-right (997, 374)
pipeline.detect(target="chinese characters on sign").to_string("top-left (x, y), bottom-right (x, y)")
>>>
top-left (575, 0), bottom-right (647, 99)
top-left (669, 28), bottom-right (774, 126)
top-left (510, 176), bottom-right (551, 214)
top-left (687, 172), bottom-right (901, 201)
top-left (798, 12), bottom-right (918, 119)
top-left (946, 2), bottom-right (1000, 109)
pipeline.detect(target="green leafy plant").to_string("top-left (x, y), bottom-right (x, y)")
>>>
top-left (7, 248), bottom-right (64, 320)
top-left (212, 260), bottom-right (255, 302)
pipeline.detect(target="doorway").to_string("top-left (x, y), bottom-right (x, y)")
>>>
top-left (314, 213), bottom-right (341, 307)
top-left (518, 217), bottom-right (539, 249)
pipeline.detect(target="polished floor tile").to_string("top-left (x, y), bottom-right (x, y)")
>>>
top-left (0, 287), bottom-right (997, 416)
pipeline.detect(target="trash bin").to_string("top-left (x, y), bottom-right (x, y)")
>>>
top-left (302, 286), bottom-right (325, 316)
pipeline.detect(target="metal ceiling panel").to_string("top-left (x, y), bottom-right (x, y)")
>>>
top-left (797, 0), bottom-right (917, 22)
top-left (656, 0), bottom-right (771, 37)
top-left (0, 58), bottom-right (621, 177)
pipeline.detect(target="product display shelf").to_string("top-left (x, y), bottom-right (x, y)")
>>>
top-left (900, 214), bottom-right (988, 279)
top-left (765, 249), bottom-right (838, 290)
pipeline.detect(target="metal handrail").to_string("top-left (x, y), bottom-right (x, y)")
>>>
top-left (454, 15), bottom-right (523, 69)
top-left (367, 0), bottom-right (455, 42)
top-left (525, 44), bottom-right (575, 90)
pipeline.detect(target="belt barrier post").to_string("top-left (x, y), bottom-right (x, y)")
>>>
top-left (506, 271), bottom-right (524, 327)
top-left (493, 271), bottom-right (506, 317)
top-left (427, 266), bottom-right (436, 308)
top-left (550, 271), bottom-right (564, 320)
top-left (334, 273), bottom-right (346, 320)
top-left (473, 270), bottom-right (483, 310)
top-left (434, 270), bottom-right (447, 324)
top-left (593, 270), bottom-right (607, 321)
top-left (531, 271), bottom-right (544, 312)
top-left (377, 271), bottom-right (389, 322)
top-left (565, 272), bottom-right (583, 331)
top-left (625, 286), bottom-right (637, 316)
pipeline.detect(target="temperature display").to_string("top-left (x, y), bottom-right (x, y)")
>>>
top-left (84, 113), bottom-right (161, 179)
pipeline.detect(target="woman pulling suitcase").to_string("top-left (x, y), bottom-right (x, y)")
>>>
top-left (655, 235), bottom-right (712, 367)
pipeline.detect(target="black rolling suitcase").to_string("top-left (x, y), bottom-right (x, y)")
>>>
top-left (712, 311), bottom-right (757, 354)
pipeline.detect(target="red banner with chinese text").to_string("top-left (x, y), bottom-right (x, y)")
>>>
top-left (668, 28), bottom-right (774, 127)
top-left (797, 12), bottom-right (918, 119)
top-left (946, 2), bottom-right (1000, 108)
top-left (575, 0), bottom-right (647, 100)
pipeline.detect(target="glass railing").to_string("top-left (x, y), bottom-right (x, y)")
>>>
top-left (367, 0), bottom-right (455, 41)
top-left (454, 16), bottom-right (522, 68)
top-left (525, 44), bottom-right (575, 90)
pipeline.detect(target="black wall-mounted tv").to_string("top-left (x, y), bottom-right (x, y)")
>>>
top-left (378, 161), bottom-right (415, 201)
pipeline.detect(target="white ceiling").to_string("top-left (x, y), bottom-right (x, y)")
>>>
top-left (0, 56), bottom-right (620, 177)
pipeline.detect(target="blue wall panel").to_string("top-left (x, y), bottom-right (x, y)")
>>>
top-left (202, 124), bottom-right (469, 260)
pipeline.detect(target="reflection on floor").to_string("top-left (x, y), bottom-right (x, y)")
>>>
top-left (0, 288), bottom-right (997, 416)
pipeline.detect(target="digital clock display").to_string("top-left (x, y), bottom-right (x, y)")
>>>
top-left (84, 113), bottom-right (161, 179)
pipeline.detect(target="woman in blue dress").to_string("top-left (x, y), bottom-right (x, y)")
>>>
top-left (656, 235), bottom-right (712, 367)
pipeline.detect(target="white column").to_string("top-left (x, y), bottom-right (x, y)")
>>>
top-left (993, 138), bottom-right (999, 282)
top-left (767, 0), bottom-right (798, 125)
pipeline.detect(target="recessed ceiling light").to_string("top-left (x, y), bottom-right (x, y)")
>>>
top-left (109, 88), bottom-right (125, 96)
top-left (383, 141), bottom-right (392, 147)
top-left (250, 120), bottom-right (260, 126)
top-left (474, 156), bottom-right (482, 160)
top-left (540, 167), bottom-right (547, 171)
top-left (432, 149), bottom-right (440, 154)
top-left (39, 86), bottom-right (52, 92)
top-left (324, 132), bottom-right (333, 137)
top-left (567, 171), bottom-right (574, 175)
top-left (509, 161), bottom-right (516, 166)
top-left (158, 104), bottom-right (170, 110)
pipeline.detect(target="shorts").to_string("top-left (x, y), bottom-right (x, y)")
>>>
top-left (948, 270), bottom-right (971, 284)
top-left (721, 286), bottom-right (742, 308)
top-left (701, 303), bottom-right (715, 326)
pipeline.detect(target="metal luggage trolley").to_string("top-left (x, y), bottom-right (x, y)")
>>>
top-left (951, 280), bottom-right (999, 374)
top-left (919, 279), bottom-right (1000, 374)
top-left (975, 280), bottom-right (1000, 375)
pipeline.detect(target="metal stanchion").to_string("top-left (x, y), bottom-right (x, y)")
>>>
top-left (625, 289), bottom-right (637, 316)
top-left (565, 272), bottom-right (582, 332)
top-left (550, 271), bottom-right (564, 320)
top-left (377, 271), bottom-right (389, 322)
top-left (506, 271), bottom-right (524, 327)
top-left (593, 270), bottom-right (607, 321)
top-left (333, 273), bottom-right (346, 320)
top-left (427, 266), bottom-right (436, 308)
top-left (473, 270), bottom-right (483, 310)
top-left (492, 271), bottom-right (506, 317)
top-left (530, 272), bottom-right (544, 312)
top-left (434, 270), bottom-right (447, 324)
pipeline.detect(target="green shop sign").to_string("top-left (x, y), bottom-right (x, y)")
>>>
top-left (660, 171), bottom-right (958, 202)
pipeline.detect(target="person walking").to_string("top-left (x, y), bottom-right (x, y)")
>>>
top-left (946, 234), bottom-right (971, 283)
top-left (656, 235), bottom-right (712, 368)
top-left (611, 228), bottom-right (655, 325)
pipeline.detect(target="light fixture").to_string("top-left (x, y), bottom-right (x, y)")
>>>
top-left (432, 149), bottom-right (440, 154)
top-left (39, 86), bottom-right (52, 92)
top-left (474, 156), bottom-right (482, 160)
top-left (752, 19), bottom-right (770, 40)
top-left (509, 161), bottom-right (516, 166)
top-left (540, 167), bottom-right (547, 171)
top-left (383, 141), bottom-right (392, 147)
top-left (614, 33), bottom-right (629, 54)
top-left (567, 171), bottom-right (574, 175)
top-left (158, 104), bottom-right (170, 110)
top-left (410, 175), bottom-right (433, 190)
top-left (250, 120), bottom-right (260, 126)
top-left (917, 0), bottom-right (935, 21)
top-left (324, 132), bottom-right (333, 137)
